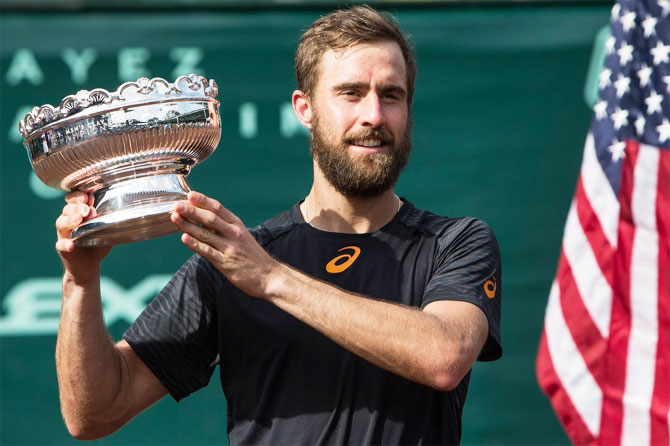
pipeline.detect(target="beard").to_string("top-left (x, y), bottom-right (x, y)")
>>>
top-left (309, 113), bottom-right (412, 199)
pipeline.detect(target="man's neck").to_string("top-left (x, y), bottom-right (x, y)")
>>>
top-left (300, 164), bottom-right (402, 234)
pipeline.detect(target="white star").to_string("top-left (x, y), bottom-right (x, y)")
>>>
top-left (646, 90), bottom-right (664, 114)
top-left (664, 75), bottom-right (670, 93)
top-left (635, 115), bottom-right (646, 135)
top-left (611, 3), bottom-right (621, 20)
top-left (650, 41), bottom-right (670, 66)
top-left (658, 119), bottom-right (670, 144)
top-left (594, 100), bottom-right (608, 119)
top-left (611, 107), bottom-right (629, 130)
top-left (620, 11), bottom-right (637, 32)
top-left (599, 68), bottom-right (612, 89)
top-left (642, 15), bottom-right (657, 37)
top-left (659, 0), bottom-right (670, 16)
top-left (609, 140), bottom-right (627, 161)
top-left (614, 74), bottom-right (631, 98)
top-left (605, 36), bottom-right (617, 55)
top-left (637, 64), bottom-right (652, 88)
top-left (618, 43), bottom-right (634, 66)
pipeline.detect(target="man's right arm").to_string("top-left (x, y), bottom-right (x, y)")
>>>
top-left (55, 191), bottom-right (167, 440)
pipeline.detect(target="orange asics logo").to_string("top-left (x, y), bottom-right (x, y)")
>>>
top-left (326, 246), bottom-right (361, 274)
top-left (484, 276), bottom-right (497, 299)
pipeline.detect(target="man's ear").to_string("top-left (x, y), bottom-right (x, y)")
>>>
top-left (292, 90), bottom-right (313, 130)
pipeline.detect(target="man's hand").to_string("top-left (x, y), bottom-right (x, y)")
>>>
top-left (55, 191), bottom-right (111, 281)
top-left (170, 191), bottom-right (281, 298)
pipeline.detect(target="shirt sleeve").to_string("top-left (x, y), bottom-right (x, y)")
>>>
top-left (421, 217), bottom-right (502, 361)
top-left (123, 254), bottom-right (223, 400)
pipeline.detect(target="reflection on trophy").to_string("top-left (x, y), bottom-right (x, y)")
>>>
top-left (19, 74), bottom-right (221, 247)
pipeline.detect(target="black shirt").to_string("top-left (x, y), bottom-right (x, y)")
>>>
top-left (124, 200), bottom-right (502, 445)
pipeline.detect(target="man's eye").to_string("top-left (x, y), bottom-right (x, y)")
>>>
top-left (382, 91), bottom-right (403, 100)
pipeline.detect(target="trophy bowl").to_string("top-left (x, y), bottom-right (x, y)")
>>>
top-left (19, 74), bottom-right (221, 247)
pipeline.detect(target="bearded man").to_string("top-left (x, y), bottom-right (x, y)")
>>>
top-left (55, 5), bottom-right (502, 445)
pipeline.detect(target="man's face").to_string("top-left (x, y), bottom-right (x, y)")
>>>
top-left (308, 41), bottom-right (412, 199)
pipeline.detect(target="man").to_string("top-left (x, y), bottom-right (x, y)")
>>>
top-left (55, 5), bottom-right (502, 445)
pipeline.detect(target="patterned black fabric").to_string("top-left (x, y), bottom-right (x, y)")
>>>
top-left (123, 199), bottom-right (502, 445)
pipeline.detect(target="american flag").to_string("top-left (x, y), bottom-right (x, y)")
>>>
top-left (536, 0), bottom-right (670, 445)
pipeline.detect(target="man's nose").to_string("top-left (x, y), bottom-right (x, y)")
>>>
top-left (359, 94), bottom-right (384, 127)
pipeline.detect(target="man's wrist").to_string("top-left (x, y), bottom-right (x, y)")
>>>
top-left (61, 268), bottom-right (104, 321)
top-left (62, 268), bottom-right (100, 290)
top-left (263, 261), bottom-right (300, 302)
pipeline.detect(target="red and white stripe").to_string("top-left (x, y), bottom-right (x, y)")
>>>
top-left (536, 135), bottom-right (670, 445)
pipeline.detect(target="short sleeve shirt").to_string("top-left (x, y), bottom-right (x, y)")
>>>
top-left (124, 200), bottom-right (502, 445)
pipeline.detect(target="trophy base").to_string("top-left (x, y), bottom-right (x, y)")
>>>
top-left (70, 173), bottom-right (190, 247)
top-left (71, 202), bottom-right (180, 247)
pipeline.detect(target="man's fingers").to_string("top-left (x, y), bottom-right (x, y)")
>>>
top-left (56, 193), bottom-right (90, 254)
top-left (180, 232), bottom-right (223, 262)
top-left (65, 191), bottom-right (90, 204)
top-left (172, 201), bottom-right (232, 237)
top-left (56, 213), bottom-right (82, 236)
top-left (55, 237), bottom-right (76, 253)
top-left (55, 215), bottom-right (77, 253)
top-left (171, 211), bottom-right (222, 246)
top-left (62, 202), bottom-right (91, 217)
top-left (188, 191), bottom-right (238, 224)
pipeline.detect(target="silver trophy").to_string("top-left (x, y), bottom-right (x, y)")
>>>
top-left (19, 74), bottom-right (221, 247)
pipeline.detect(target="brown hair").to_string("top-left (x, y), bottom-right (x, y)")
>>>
top-left (295, 5), bottom-right (417, 105)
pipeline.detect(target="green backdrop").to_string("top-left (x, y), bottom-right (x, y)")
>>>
top-left (0, 2), bottom-right (611, 444)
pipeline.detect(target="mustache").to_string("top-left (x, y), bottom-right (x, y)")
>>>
top-left (343, 128), bottom-right (394, 145)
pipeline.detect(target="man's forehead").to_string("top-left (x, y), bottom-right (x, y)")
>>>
top-left (315, 41), bottom-right (407, 89)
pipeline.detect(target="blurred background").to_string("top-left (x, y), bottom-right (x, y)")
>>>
top-left (1, 0), bottom-right (612, 444)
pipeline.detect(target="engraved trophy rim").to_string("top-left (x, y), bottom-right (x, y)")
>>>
top-left (19, 73), bottom-right (219, 140)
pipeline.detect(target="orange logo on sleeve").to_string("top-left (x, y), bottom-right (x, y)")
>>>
top-left (326, 246), bottom-right (361, 274)
top-left (484, 276), bottom-right (497, 298)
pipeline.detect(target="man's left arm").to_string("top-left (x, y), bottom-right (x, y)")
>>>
top-left (266, 270), bottom-right (489, 391)
top-left (171, 191), bottom-right (490, 391)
